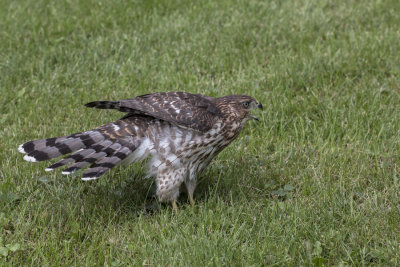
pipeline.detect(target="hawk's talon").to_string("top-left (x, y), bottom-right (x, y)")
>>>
top-left (189, 195), bottom-right (195, 206)
top-left (172, 200), bottom-right (178, 214)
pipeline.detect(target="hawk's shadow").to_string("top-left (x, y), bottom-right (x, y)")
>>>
top-left (84, 166), bottom-right (221, 215)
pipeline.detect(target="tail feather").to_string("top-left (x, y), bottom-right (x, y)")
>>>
top-left (82, 146), bottom-right (133, 180)
top-left (45, 139), bottom-right (114, 171)
top-left (18, 135), bottom-right (75, 155)
top-left (18, 124), bottom-right (144, 180)
top-left (20, 131), bottom-right (106, 162)
top-left (62, 151), bottom-right (106, 174)
top-left (61, 142), bottom-right (122, 174)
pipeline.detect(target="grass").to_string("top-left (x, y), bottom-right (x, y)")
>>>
top-left (1, 0), bottom-right (400, 265)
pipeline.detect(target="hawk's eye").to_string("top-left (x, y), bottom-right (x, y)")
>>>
top-left (242, 101), bottom-right (250, 108)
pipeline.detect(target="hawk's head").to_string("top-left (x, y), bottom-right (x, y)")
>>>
top-left (218, 95), bottom-right (263, 123)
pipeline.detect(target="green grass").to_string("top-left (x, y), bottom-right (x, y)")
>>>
top-left (1, 0), bottom-right (400, 265)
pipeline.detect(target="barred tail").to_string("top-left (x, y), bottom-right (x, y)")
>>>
top-left (18, 122), bottom-right (144, 180)
top-left (18, 131), bottom-right (105, 162)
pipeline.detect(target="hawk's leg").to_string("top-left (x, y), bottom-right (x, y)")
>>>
top-left (189, 195), bottom-right (195, 206)
top-left (171, 200), bottom-right (178, 214)
top-left (184, 178), bottom-right (197, 206)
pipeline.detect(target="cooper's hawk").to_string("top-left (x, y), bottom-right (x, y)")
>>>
top-left (18, 92), bottom-right (263, 212)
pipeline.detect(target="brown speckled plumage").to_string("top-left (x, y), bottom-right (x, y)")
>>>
top-left (18, 92), bottom-right (262, 209)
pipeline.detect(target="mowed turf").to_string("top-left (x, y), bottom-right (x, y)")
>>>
top-left (1, 0), bottom-right (400, 265)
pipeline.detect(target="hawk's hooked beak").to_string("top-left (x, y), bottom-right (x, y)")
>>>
top-left (250, 115), bottom-right (259, 121)
top-left (250, 102), bottom-right (263, 121)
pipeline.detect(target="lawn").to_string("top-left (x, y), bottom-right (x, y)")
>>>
top-left (1, 0), bottom-right (400, 265)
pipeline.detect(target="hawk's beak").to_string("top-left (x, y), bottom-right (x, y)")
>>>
top-left (250, 102), bottom-right (263, 121)
top-left (250, 115), bottom-right (259, 121)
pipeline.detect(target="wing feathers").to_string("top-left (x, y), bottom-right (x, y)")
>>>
top-left (84, 101), bottom-right (118, 109)
top-left (85, 92), bottom-right (219, 132)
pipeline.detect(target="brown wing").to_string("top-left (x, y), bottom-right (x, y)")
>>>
top-left (85, 92), bottom-right (220, 132)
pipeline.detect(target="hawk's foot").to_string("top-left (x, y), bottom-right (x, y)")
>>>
top-left (171, 200), bottom-right (178, 214)
top-left (189, 194), bottom-right (195, 206)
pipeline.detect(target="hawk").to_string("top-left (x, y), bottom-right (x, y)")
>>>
top-left (18, 92), bottom-right (263, 212)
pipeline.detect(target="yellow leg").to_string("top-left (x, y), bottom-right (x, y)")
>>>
top-left (189, 194), bottom-right (195, 206)
top-left (171, 200), bottom-right (178, 214)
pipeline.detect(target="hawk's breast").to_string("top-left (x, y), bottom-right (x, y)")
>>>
top-left (145, 120), bottom-right (228, 176)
